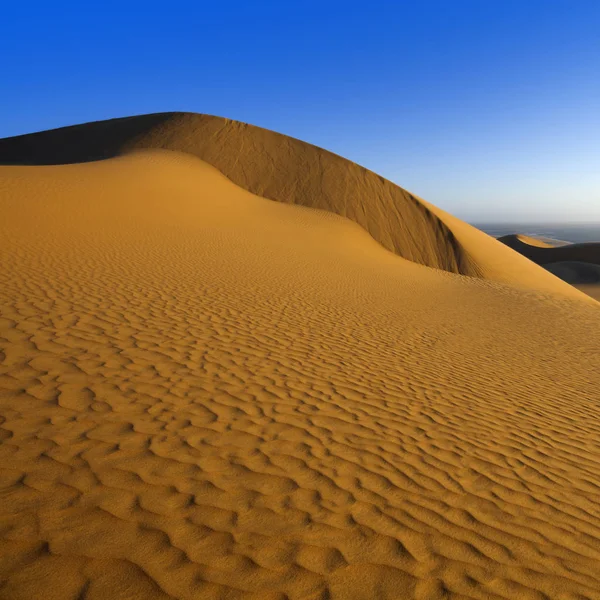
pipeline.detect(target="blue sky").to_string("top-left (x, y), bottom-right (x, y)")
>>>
top-left (1, 1), bottom-right (598, 223)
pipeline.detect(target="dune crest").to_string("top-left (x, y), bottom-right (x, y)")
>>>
top-left (499, 233), bottom-right (600, 265)
top-left (0, 112), bottom-right (591, 303)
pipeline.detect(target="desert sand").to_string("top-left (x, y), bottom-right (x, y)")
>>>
top-left (499, 234), bottom-right (600, 302)
top-left (1, 114), bottom-right (600, 599)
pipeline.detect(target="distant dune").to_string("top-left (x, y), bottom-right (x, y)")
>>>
top-left (1, 116), bottom-right (600, 600)
top-left (498, 233), bottom-right (600, 300)
top-left (544, 261), bottom-right (600, 283)
top-left (498, 234), bottom-right (600, 264)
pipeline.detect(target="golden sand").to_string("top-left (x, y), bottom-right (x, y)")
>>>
top-left (1, 117), bottom-right (600, 599)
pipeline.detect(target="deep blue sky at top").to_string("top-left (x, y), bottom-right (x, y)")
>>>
top-left (1, 1), bottom-right (598, 222)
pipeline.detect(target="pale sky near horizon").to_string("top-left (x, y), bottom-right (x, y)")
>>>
top-left (1, 1), bottom-right (598, 223)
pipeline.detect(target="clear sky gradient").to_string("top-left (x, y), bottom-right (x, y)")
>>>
top-left (2, 1), bottom-right (598, 223)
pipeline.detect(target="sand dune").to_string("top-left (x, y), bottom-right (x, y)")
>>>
top-left (0, 113), bottom-right (592, 303)
top-left (499, 234), bottom-right (600, 301)
top-left (498, 234), bottom-right (600, 265)
top-left (1, 118), bottom-right (600, 599)
top-left (544, 262), bottom-right (600, 285)
top-left (508, 235), bottom-right (572, 249)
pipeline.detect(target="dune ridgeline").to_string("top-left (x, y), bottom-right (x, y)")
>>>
top-left (1, 113), bottom-right (600, 600)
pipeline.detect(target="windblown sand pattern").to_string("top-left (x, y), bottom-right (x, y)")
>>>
top-left (1, 118), bottom-right (600, 599)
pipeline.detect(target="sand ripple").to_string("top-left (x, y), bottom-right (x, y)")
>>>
top-left (1, 150), bottom-right (600, 599)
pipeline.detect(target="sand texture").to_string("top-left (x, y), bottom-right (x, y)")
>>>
top-left (1, 117), bottom-right (600, 599)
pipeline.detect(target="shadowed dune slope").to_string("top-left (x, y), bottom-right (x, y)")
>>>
top-left (1, 150), bottom-right (600, 599)
top-left (498, 234), bottom-right (600, 265)
top-left (545, 262), bottom-right (600, 285)
top-left (498, 234), bottom-right (600, 300)
top-left (0, 113), bottom-right (466, 273)
top-left (0, 113), bottom-right (591, 302)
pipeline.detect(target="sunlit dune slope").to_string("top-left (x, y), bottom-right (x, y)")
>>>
top-left (515, 235), bottom-right (571, 248)
top-left (1, 147), bottom-right (600, 599)
top-left (514, 235), bottom-right (557, 248)
top-left (0, 112), bottom-right (591, 303)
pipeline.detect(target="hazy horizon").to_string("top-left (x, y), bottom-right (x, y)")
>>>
top-left (2, 1), bottom-right (598, 223)
top-left (473, 220), bottom-right (600, 226)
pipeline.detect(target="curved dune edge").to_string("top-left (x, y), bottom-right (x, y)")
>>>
top-left (0, 112), bottom-right (591, 304)
top-left (515, 235), bottom-right (555, 248)
top-left (1, 150), bottom-right (600, 599)
top-left (414, 199), bottom-right (597, 303)
top-left (513, 234), bottom-right (571, 248)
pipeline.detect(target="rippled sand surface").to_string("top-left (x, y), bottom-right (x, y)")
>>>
top-left (1, 122), bottom-right (600, 599)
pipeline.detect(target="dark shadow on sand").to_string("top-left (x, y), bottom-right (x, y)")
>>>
top-left (0, 113), bottom-right (174, 165)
